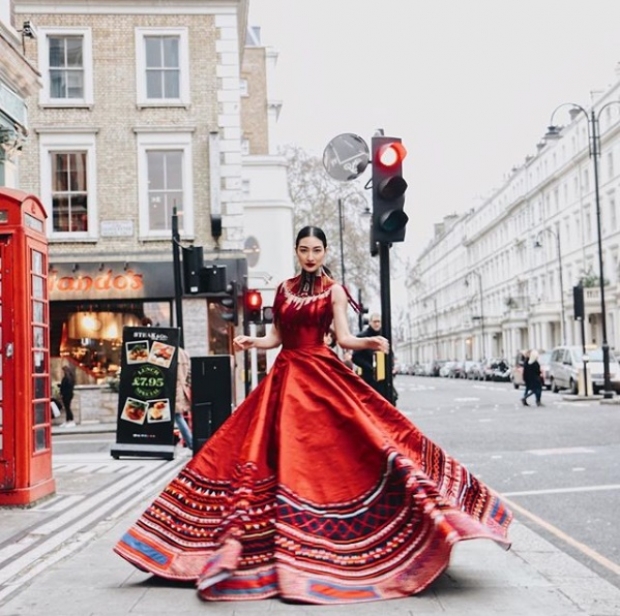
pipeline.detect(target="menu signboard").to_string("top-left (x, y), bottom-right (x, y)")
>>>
top-left (110, 326), bottom-right (179, 460)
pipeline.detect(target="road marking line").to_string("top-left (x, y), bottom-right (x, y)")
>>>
top-left (504, 483), bottom-right (620, 497)
top-left (502, 495), bottom-right (620, 578)
top-left (0, 459), bottom-right (183, 583)
top-left (527, 447), bottom-right (594, 455)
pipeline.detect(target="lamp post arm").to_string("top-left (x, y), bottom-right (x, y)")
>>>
top-left (548, 102), bottom-right (588, 126)
top-left (548, 103), bottom-right (592, 155)
top-left (595, 99), bottom-right (620, 124)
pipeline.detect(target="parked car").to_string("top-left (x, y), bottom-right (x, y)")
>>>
top-left (440, 361), bottom-right (456, 378)
top-left (466, 360), bottom-right (484, 380)
top-left (482, 358), bottom-right (509, 381)
top-left (548, 345), bottom-right (620, 394)
top-left (447, 360), bottom-right (466, 378)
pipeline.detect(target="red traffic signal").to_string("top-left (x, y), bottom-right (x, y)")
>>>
top-left (371, 136), bottom-right (409, 245)
top-left (244, 289), bottom-right (263, 323)
top-left (375, 142), bottom-right (407, 168)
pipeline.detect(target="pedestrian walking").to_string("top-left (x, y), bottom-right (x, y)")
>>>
top-left (115, 225), bottom-right (512, 604)
top-left (522, 349), bottom-right (544, 406)
top-left (59, 365), bottom-right (76, 427)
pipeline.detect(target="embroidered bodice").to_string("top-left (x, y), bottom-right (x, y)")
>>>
top-left (273, 274), bottom-right (335, 349)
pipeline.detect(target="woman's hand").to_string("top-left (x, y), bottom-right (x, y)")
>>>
top-left (368, 336), bottom-right (390, 354)
top-left (233, 335), bottom-right (254, 352)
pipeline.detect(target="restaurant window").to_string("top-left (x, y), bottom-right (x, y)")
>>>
top-left (51, 301), bottom-right (172, 384)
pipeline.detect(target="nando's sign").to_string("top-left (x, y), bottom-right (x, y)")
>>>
top-left (48, 261), bottom-right (175, 301)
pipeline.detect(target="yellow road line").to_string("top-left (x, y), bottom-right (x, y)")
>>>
top-left (502, 495), bottom-right (620, 578)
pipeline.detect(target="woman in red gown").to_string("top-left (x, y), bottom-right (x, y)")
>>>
top-left (114, 226), bottom-right (512, 604)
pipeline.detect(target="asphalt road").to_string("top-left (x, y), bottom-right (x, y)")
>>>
top-left (395, 373), bottom-right (620, 590)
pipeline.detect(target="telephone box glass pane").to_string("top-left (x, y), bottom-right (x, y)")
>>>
top-left (33, 326), bottom-right (44, 349)
top-left (33, 301), bottom-right (44, 323)
top-left (34, 400), bottom-right (46, 424)
top-left (32, 251), bottom-right (43, 275)
top-left (33, 351), bottom-right (45, 374)
top-left (34, 426), bottom-right (47, 451)
top-left (34, 376), bottom-right (46, 400)
top-left (33, 276), bottom-right (44, 299)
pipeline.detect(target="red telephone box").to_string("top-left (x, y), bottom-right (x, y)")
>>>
top-left (0, 187), bottom-right (55, 506)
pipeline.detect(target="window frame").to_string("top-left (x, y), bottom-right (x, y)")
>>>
top-left (135, 27), bottom-right (190, 107)
top-left (38, 27), bottom-right (94, 107)
top-left (136, 131), bottom-right (194, 240)
top-left (39, 132), bottom-right (98, 241)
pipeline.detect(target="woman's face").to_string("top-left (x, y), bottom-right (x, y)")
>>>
top-left (296, 235), bottom-right (326, 273)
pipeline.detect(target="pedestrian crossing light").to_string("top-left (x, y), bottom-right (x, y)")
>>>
top-left (371, 135), bottom-right (408, 244)
top-left (220, 280), bottom-right (239, 325)
top-left (244, 288), bottom-right (263, 323)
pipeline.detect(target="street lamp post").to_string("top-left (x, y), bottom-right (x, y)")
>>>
top-left (535, 227), bottom-right (566, 344)
top-left (546, 102), bottom-right (617, 398)
top-left (465, 270), bottom-right (485, 359)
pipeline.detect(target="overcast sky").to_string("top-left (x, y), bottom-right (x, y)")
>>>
top-left (249, 0), bottom-right (620, 268)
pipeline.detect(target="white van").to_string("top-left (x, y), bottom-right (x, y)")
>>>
top-left (548, 345), bottom-right (620, 394)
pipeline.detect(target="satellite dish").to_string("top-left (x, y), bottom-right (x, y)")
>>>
top-left (322, 133), bottom-right (370, 181)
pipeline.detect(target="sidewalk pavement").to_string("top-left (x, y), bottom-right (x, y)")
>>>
top-left (0, 424), bottom-right (618, 615)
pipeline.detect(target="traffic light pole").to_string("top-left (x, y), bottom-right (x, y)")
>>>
top-left (171, 207), bottom-right (184, 348)
top-left (379, 242), bottom-right (395, 404)
top-left (242, 278), bottom-right (251, 397)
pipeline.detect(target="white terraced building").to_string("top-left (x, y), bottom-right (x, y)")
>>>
top-left (406, 62), bottom-right (620, 368)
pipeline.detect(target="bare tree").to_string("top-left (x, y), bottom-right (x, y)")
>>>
top-left (282, 144), bottom-right (379, 299)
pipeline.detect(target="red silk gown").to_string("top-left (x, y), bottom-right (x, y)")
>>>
top-left (114, 274), bottom-right (512, 604)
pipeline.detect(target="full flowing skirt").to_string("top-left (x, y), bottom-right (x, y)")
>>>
top-left (114, 345), bottom-right (511, 604)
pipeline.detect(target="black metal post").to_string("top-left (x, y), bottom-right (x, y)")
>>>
top-left (172, 207), bottom-right (184, 348)
top-left (590, 110), bottom-right (613, 398)
top-left (379, 242), bottom-right (394, 404)
top-left (338, 198), bottom-right (346, 286)
top-left (242, 276), bottom-right (251, 397)
top-left (556, 231), bottom-right (567, 344)
top-left (579, 314), bottom-right (589, 397)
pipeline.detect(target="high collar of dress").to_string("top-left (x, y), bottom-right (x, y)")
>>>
top-left (295, 270), bottom-right (328, 297)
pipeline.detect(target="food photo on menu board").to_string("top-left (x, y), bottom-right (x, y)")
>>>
top-left (147, 399), bottom-right (171, 423)
top-left (120, 397), bottom-right (148, 424)
top-left (148, 341), bottom-right (176, 368)
top-left (126, 340), bottom-right (150, 364)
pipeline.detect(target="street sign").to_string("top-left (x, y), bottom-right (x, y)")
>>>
top-left (322, 133), bottom-right (370, 181)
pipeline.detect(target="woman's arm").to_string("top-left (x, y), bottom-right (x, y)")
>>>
top-left (233, 322), bottom-right (282, 352)
top-left (331, 285), bottom-right (389, 353)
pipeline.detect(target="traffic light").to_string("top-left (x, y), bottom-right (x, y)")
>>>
top-left (262, 306), bottom-right (274, 324)
top-left (220, 280), bottom-right (239, 325)
top-left (359, 305), bottom-right (369, 331)
top-left (357, 288), bottom-right (369, 330)
top-left (181, 245), bottom-right (204, 293)
top-left (244, 289), bottom-right (263, 323)
top-left (573, 284), bottom-right (585, 320)
top-left (371, 135), bottom-right (408, 244)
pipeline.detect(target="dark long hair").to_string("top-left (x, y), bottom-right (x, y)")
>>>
top-left (295, 226), bottom-right (333, 278)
